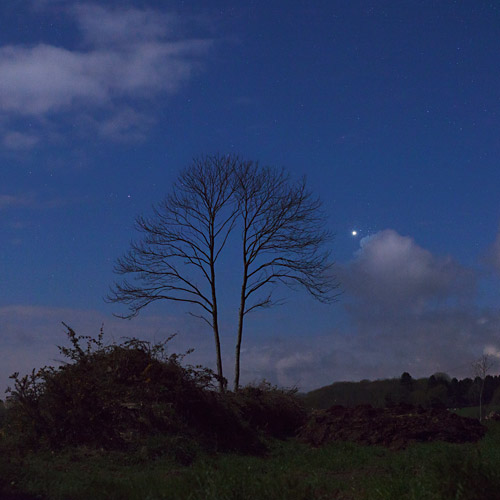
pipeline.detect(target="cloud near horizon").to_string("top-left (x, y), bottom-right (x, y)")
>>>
top-left (0, 304), bottom-right (213, 397)
top-left (0, 3), bottom-right (212, 148)
top-left (2, 229), bottom-right (500, 396)
top-left (339, 229), bottom-right (475, 313)
top-left (327, 229), bottom-right (499, 382)
top-left (485, 228), bottom-right (500, 275)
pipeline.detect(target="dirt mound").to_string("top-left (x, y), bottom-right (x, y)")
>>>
top-left (298, 404), bottom-right (486, 449)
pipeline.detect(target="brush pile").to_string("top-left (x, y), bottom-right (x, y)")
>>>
top-left (298, 403), bottom-right (486, 449)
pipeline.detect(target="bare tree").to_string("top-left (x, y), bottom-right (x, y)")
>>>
top-left (232, 162), bottom-right (340, 391)
top-left (107, 155), bottom-right (238, 392)
top-left (108, 155), bottom-right (339, 393)
top-left (472, 354), bottom-right (493, 421)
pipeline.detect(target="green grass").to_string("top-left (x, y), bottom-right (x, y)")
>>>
top-left (453, 404), bottom-right (500, 420)
top-left (3, 424), bottom-right (500, 500)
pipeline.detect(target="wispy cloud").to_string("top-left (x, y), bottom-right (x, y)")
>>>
top-left (0, 192), bottom-right (70, 211)
top-left (73, 4), bottom-right (181, 47)
top-left (0, 305), bottom-right (202, 396)
top-left (2, 131), bottom-right (40, 150)
top-left (0, 3), bottom-right (213, 147)
top-left (96, 107), bottom-right (155, 142)
top-left (2, 230), bottom-right (496, 395)
top-left (0, 38), bottom-right (210, 116)
top-left (0, 194), bottom-right (34, 209)
top-left (2, 299), bottom-right (500, 395)
top-left (237, 306), bottom-right (500, 391)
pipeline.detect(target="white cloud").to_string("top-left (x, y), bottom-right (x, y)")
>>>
top-left (0, 39), bottom-right (209, 116)
top-left (0, 44), bottom-right (104, 115)
top-left (340, 229), bottom-right (474, 312)
top-left (485, 345), bottom-right (500, 359)
top-left (0, 4), bottom-right (212, 145)
top-left (306, 228), bottom-right (500, 387)
top-left (73, 4), bottom-right (180, 47)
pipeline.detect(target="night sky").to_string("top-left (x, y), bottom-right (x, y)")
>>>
top-left (2, 1), bottom-right (500, 394)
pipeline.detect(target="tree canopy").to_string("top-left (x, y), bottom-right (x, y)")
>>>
top-left (108, 154), bottom-right (339, 391)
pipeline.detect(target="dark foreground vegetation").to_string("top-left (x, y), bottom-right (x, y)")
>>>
top-left (1, 326), bottom-right (500, 499)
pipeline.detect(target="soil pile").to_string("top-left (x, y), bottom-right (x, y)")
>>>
top-left (298, 404), bottom-right (486, 449)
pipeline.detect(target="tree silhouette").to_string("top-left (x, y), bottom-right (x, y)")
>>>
top-left (107, 154), bottom-right (238, 392)
top-left (472, 354), bottom-right (493, 421)
top-left (232, 162), bottom-right (340, 390)
top-left (108, 154), bottom-right (339, 392)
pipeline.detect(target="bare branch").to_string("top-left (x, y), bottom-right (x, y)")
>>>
top-left (107, 154), bottom-right (239, 392)
top-left (187, 311), bottom-right (213, 328)
top-left (233, 161), bottom-right (340, 390)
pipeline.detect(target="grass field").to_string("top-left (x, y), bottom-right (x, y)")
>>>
top-left (2, 421), bottom-right (500, 500)
top-left (454, 405), bottom-right (500, 420)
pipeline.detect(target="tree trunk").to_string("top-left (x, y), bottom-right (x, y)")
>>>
top-left (479, 383), bottom-right (484, 421)
top-left (210, 236), bottom-right (225, 393)
top-left (234, 269), bottom-right (248, 391)
top-left (212, 314), bottom-right (224, 393)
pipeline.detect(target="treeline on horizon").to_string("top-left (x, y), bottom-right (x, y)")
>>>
top-left (302, 372), bottom-right (500, 410)
top-left (3, 370), bottom-right (498, 413)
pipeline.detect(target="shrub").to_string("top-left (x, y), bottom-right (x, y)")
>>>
top-left (0, 400), bottom-right (5, 426)
top-left (230, 380), bottom-right (308, 439)
top-left (4, 324), bottom-right (262, 454)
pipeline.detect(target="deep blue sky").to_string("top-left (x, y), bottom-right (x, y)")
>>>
top-left (2, 0), bottom-right (500, 393)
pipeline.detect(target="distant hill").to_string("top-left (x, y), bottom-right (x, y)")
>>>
top-left (300, 372), bottom-right (500, 411)
top-left (301, 378), bottom-right (400, 409)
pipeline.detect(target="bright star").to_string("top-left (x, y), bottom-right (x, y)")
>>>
top-left (352, 230), bottom-right (358, 236)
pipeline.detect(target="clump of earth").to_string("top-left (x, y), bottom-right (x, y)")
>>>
top-left (297, 404), bottom-right (486, 449)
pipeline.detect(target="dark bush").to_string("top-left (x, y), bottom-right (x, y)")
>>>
top-left (0, 400), bottom-right (5, 426)
top-left (5, 325), bottom-right (262, 454)
top-left (230, 381), bottom-right (308, 439)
